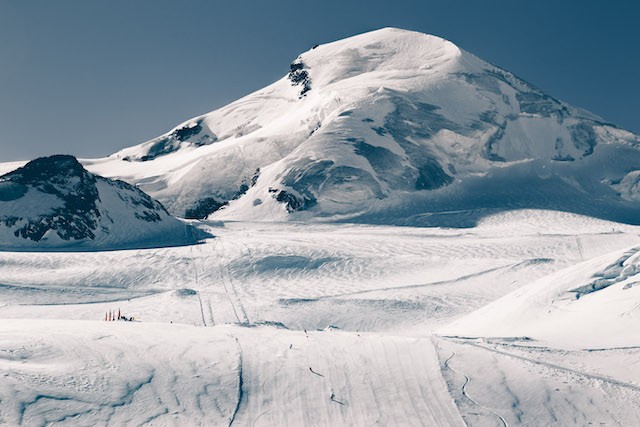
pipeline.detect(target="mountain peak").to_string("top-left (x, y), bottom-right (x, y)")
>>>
top-left (9, 154), bottom-right (88, 184)
top-left (295, 27), bottom-right (464, 92)
top-left (313, 27), bottom-right (458, 51)
top-left (86, 29), bottom-right (640, 225)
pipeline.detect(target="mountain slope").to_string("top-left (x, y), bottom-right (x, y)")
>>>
top-left (0, 155), bottom-right (195, 250)
top-left (438, 245), bottom-right (640, 348)
top-left (72, 28), bottom-right (640, 223)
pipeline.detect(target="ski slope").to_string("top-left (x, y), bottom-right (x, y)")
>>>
top-left (1, 210), bottom-right (640, 425)
top-left (0, 320), bottom-right (464, 426)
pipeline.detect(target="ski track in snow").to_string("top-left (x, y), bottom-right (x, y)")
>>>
top-left (0, 210), bottom-right (640, 425)
top-left (435, 337), bottom-right (640, 426)
top-left (228, 334), bottom-right (244, 426)
top-left (440, 343), bottom-right (508, 427)
top-left (445, 338), bottom-right (640, 393)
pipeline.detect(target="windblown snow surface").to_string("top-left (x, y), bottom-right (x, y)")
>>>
top-left (2, 27), bottom-right (640, 426)
top-left (1, 211), bottom-right (640, 425)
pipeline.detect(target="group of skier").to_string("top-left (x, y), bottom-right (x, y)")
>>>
top-left (104, 309), bottom-right (134, 322)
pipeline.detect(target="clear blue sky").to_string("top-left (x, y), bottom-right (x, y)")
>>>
top-left (1, 0), bottom-right (638, 161)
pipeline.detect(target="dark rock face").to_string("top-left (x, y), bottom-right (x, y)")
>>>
top-left (288, 60), bottom-right (311, 98)
top-left (173, 122), bottom-right (204, 141)
top-left (275, 190), bottom-right (313, 212)
top-left (184, 197), bottom-right (228, 220)
top-left (107, 178), bottom-right (167, 222)
top-left (0, 155), bottom-right (172, 243)
top-left (124, 120), bottom-right (218, 162)
top-left (182, 170), bottom-right (260, 219)
top-left (7, 155), bottom-right (93, 194)
top-left (0, 181), bottom-right (28, 201)
top-left (1, 155), bottom-right (102, 241)
top-left (272, 159), bottom-right (331, 212)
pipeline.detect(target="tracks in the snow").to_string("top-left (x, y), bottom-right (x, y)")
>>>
top-left (191, 245), bottom-right (215, 326)
top-left (215, 238), bottom-right (250, 324)
top-left (196, 293), bottom-right (208, 326)
top-left (190, 236), bottom-right (249, 326)
top-left (439, 341), bottom-right (508, 427)
top-left (447, 338), bottom-right (640, 393)
top-left (228, 334), bottom-right (245, 426)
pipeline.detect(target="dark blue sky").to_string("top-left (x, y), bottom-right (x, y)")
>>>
top-left (1, 0), bottom-right (638, 161)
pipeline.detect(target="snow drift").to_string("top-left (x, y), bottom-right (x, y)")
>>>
top-left (439, 245), bottom-right (640, 349)
top-left (0, 155), bottom-right (196, 250)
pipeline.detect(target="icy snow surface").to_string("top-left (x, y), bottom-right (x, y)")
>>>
top-left (1, 210), bottom-right (640, 425)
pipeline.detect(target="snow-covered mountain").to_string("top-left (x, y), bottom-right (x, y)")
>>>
top-left (0, 155), bottom-right (195, 250)
top-left (13, 27), bottom-right (638, 225)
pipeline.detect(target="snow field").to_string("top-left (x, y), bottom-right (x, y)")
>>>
top-left (0, 321), bottom-right (464, 426)
top-left (1, 210), bottom-right (640, 425)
